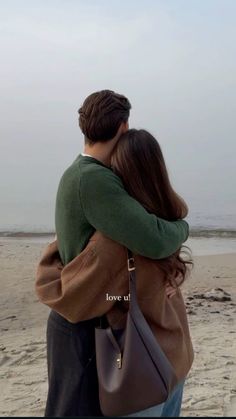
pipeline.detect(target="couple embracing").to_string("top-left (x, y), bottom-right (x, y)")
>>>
top-left (36, 90), bottom-right (194, 417)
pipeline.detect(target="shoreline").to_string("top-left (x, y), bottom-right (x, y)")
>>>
top-left (1, 227), bottom-right (236, 239)
top-left (1, 233), bottom-right (236, 257)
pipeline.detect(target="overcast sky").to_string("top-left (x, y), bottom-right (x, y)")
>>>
top-left (0, 0), bottom-right (235, 231)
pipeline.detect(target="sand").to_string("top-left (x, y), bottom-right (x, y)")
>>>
top-left (0, 237), bottom-right (236, 417)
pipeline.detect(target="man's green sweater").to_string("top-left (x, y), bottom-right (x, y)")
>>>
top-left (55, 154), bottom-right (189, 265)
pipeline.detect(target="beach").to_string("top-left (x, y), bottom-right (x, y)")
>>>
top-left (0, 236), bottom-right (236, 417)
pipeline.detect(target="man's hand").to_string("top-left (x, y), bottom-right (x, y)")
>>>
top-left (165, 272), bottom-right (183, 298)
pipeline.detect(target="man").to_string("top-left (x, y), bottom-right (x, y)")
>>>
top-left (45, 90), bottom-right (189, 416)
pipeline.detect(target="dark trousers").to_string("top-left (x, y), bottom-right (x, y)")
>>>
top-left (45, 310), bottom-right (103, 417)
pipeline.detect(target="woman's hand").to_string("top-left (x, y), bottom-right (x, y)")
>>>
top-left (165, 272), bottom-right (183, 298)
top-left (166, 283), bottom-right (177, 299)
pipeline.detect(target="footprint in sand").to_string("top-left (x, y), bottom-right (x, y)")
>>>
top-left (8, 351), bottom-right (29, 366)
top-left (0, 355), bottom-right (11, 367)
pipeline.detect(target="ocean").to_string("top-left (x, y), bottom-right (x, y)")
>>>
top-left (0, 204), bottom-right (235, 256)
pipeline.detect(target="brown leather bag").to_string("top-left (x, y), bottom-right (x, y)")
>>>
top-left (95, 250), bottom-right (178, 416)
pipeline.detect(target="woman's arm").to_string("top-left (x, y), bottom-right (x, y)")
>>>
top-left (35, 238), bottom-right (179, 323)
top-left (35, 239), bottom-right (128, 323)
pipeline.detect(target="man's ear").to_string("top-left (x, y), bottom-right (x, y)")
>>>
top-left (122, 121), bottom-right (129, 133)
top-left (116, 121), bottom-right (129, 139)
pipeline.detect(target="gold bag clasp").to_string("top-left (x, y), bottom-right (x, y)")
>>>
top-left (116, 353), bottom-right (122, 369)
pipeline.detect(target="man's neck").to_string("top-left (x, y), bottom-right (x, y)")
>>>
top-left (82, 147), bottom-right (110, 166)
top-left (83, 138), bottom-right (119, 167)
top-left (82, 123), bottom-right (127, 166)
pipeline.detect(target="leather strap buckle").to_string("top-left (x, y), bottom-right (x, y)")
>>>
top-left (128, 257), bottom-right (135, 271)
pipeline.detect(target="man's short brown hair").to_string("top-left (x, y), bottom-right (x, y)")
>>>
top-left (78, 90), bottom-right (131, 143)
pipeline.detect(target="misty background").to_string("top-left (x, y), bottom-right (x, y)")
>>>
top-left (0, 0), bottom-right (235, 232)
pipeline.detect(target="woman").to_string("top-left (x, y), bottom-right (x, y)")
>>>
top-left (36, 129), bottom-right (194, 417)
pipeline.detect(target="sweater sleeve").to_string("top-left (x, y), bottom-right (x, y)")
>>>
top-left (80, 166), bottom-right (189, 259)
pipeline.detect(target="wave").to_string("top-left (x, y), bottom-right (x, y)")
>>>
top-left (189, 228), bottom-right (236, 238)
top-left (0, 231), bottom-right (55, 238)
top-left (1, 228), bottom-right (236, 239)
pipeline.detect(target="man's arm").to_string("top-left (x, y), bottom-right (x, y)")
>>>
top-left (80, 166), bottom-right (189, 259)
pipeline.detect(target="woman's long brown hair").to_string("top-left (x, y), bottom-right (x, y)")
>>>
top-left (111, 129), bottom-right (193, 286)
